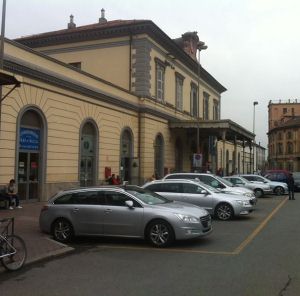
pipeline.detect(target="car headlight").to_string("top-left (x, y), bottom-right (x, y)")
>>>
top-left (175, 214), bottom-right (200, 223)
top-left (236, 200), bottom-right (250, 206)
top-left (244, 192), bottom-right (254, 197)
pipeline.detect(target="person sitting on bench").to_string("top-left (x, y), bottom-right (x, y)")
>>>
top-left (6, 179), bottom-right (22, 210)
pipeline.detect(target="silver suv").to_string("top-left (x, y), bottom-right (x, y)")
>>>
top-left (143, 179), bottom-right (255, 221)
top-left (163, 173), bottom-right (256, 202)
top-left (39, 185), bottom-right (212, 248)
top-left (240, 174), bottom-right (288, 195)
top-left (223, 176), bottom-right (273, 198)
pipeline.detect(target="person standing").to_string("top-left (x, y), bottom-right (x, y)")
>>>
top-left (287, 173), bottom-right (295, 200)
top-left (6, 179), bottom-right (22, 210)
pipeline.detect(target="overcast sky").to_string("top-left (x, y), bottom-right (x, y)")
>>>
top-left (3, 0), bottom-right (300, 147)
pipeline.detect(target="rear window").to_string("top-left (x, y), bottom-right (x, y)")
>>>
top-left (54, 191), bottom-right (105, 205)
top-left (146, 183), bottom-right (181, 193)
top-left (165, 174), bottom-right (192, 180)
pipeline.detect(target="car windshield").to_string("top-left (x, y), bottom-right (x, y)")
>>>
top-left (239, 176), bottom-right (251, 183)
top-left (257, 176), bottom-right (268, 182)
top-left (215, 176), bottom-right (234, 187)
top-left (197, 180), bottom-right (221, 193)
top-left (127, 188), bottom-right (171, 205)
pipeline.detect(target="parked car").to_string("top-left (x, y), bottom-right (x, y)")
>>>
top-left (39, 185), bottom-right (212, 248)
top-left (143, 179), bottom-right (255, 221)
top-left (163, 173), bottom-right (257, 202)
top-left (223, 176), bottom-right (273, 198)
top-left (264, 170), bottom-right (290, 184)
top-left (240, 174), bottom-right (288, 195)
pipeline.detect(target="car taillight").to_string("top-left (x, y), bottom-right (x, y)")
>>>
top-left (41, 205), bottom-right (49, 212)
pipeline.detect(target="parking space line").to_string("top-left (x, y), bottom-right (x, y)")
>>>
top-left (97, 245), bottom-right (235, 255)
top-left (233, 196), bottom-right (289, 254)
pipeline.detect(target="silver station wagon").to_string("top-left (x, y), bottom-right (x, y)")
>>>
top-left (143, 179), bottom-right (255, 221)
top-left (39, 185), bottom-right (212, 248)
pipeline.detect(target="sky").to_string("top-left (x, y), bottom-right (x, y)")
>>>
top-left (2, 0), bottom-right (300, 148)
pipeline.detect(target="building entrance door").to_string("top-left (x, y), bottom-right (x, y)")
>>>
top-left (80, 156), bottom-right (94, 187)
top-left (18, 152), bottom-right (39, 201)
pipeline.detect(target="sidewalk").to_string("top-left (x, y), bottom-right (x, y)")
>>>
top-left (0, 202), bottom-right (74, 271)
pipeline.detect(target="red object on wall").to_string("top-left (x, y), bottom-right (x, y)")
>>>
top-left (105, 167), bottom-right (111, 179)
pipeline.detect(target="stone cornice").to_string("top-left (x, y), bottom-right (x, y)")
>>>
top-left (15, 20), bottom-right (227, 94)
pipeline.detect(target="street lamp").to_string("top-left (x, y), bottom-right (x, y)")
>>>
top-left (253, 101), bottom-right (258, 172)
top-left (196, 41), bottom-right (207, 154)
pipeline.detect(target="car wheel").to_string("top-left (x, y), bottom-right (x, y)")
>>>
top-left (146, 220), bottom-right (175, 248)
top-left (52, 218), bottom-right (74, 243)
top-left (254, 189), bottom-right (264, 198)
top-left (274, 186), bottom-right (284, 195)
top-left (215, 203), bottom-right (234, 221)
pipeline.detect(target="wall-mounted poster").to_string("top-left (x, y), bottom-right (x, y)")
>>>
top-left (19, 128), bottom-right (40, 150)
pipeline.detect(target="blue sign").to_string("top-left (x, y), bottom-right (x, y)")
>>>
top-left (19, 128), bottom-right (40, 150)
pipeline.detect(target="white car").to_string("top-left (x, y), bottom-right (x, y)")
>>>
top-left (240, 174), bottom-right (288, 195)
top-left (223, 176), bottom-right (273, 198)
top-left (143, 179), bottom-right (255, 221)
top-left (163, 173), bottom-right (257, 203)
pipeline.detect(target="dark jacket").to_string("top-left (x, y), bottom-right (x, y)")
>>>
top-left (287, 175), bottom-right (295, 190)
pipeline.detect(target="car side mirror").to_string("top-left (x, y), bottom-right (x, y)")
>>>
top-left (125, 200), bottom-right (134, 208)
top-left (200, 190), bottom-right (208, 195)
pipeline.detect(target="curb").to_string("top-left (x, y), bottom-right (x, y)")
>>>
top-left (26, 246), bottom-right (75, 265)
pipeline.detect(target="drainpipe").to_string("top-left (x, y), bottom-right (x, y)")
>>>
top-left (138, 111), bottom-right (141, 185)
top-left (129, 30), bottom-right (132, 91)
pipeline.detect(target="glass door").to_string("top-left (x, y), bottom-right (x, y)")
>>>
top-left (29, 153), bottom-right (39, 199)
top-left (18, 152), bottom-right (39, 200)
top-left (80, 156), bottom-right (94, 187)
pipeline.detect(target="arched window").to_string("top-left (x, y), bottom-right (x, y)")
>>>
top-left (154, 134), bottom-right (164, 178)
top-left (175, 138), bottom-right (183, 172)
top-left (17, 108), bottom-right (46, 201)
top-left (80, 120), bottom-right (98, 186)
top-left (287, 142), bottom-right (293, 154)
top-left (120, 128), bottom-right (134, 182)
top-left (226, 150), bottom-right (229, 176)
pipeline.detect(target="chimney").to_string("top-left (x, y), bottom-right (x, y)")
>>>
top-left (67, 15), bottom-right (76, 29)
top-left (99, 8), bottom-right (107, 24)
top-left (181, 32), bottom-right (199, 60)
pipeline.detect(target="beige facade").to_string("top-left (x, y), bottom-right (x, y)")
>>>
top-left (0, 17), bottom-right (258, 202)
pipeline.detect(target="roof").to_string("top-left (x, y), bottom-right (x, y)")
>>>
top-left (169, 119), bottom-right (254, 142)
top-left (15, 19), bottom-right (226, 94)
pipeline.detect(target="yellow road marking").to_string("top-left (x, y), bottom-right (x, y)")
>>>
top-left (96, 196), bottom-right (289, 255)
top-left (98, 245), bottom-right (234, 255)
top-left (233, 196), bottom-right (289, 254)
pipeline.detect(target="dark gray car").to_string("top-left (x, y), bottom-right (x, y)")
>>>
top-left (39, 185), bottom-right (212, 248)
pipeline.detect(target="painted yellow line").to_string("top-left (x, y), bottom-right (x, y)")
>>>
top-left (98, 245), bottom-right (234, 255)
top-left (233, 196), bottom-right (289, 254)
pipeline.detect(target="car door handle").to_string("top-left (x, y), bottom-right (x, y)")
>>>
top-left (73, 208), bottom-right (79, 212)
top-left (105, 209), bottom-right (112, 214)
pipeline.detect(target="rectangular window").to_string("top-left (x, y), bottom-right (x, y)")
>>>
top-left (175, 74), bottom-right (184, 111)
top-left (203, 92), bottom-right (210, 120)
top-left (213, 99), bottom-right (219, 120)
top-left (283, 108), bottom-right (287, 114)
top-left (156, 61), bottom-right (165, 101)
top-left (190, 83), bottom-right (198, 117)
